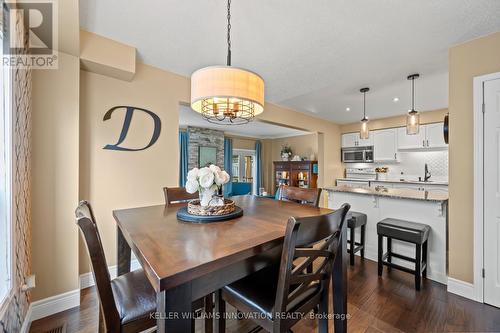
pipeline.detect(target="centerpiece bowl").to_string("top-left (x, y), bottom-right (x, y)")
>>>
top-left (187, 199), bottom-right (235, 216)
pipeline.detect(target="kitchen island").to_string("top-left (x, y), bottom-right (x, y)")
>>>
top-left (325, 185), bottom-right (448, 284)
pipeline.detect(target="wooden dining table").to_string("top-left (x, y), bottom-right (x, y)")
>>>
top-left (114, 195), bottom-right (348, 333)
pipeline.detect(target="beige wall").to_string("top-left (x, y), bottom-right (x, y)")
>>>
top-left (230, 136), bottom-right (257, 150)
top-left (79, 63), bottom-right (189, 268)
top-left (31, 52), bottom-right (80, 301)
top-left (269, 133), bottom-right (318, 161)
top-left (340, 108), bottom-right (448, 134)
top-left (448, 32), bottom-right (500, 283)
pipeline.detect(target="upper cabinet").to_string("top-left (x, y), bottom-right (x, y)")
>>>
top-left (425, 123), bottom-right (447, 148)
top-left (397, 122), bottom-right (447, 150)
top-left (373, 129), bottom-right (398, 162)
top-left (341, 133), bottom-right (358, 148)
top-left (341, 132), bottom-right (373, 148)
top-left (397, 127), bottom-right (426, 149)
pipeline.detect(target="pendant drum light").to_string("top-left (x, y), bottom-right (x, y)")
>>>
top-left (406, 74), bottom-right (420, 135)
top-left (360, 87), bottom-right (370, 140)
top-left (190, 0), bottom-right (265, 125)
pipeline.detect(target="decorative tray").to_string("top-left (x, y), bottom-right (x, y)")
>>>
top-left (177, 206), bottom-right (243, 223)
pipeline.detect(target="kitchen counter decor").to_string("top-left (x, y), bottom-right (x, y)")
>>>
top-left (375, 167), bottom-right (389, 180)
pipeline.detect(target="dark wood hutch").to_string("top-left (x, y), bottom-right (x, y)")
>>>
top-left (273, 160), bottom-right (318, 192)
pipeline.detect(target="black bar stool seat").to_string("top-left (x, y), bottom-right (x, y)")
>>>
top-left (377, 218), bottom-right (430, 290)
top-left (347, 211), bottom-right (367, 266)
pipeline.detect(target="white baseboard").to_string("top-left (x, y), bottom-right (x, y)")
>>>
top-left (20, 288), bottom-right (80, 332)
top-left (79, 258), bottom-right (141, 289)
top-left (447, 277), bottom-right (476, 301)
top-left (20, 259), bottom-right (142, 331)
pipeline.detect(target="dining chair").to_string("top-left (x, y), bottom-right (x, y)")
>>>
top-left (163, 186), bottom-right (199, 205)
top-left (215, 203), bottom-right (350, 333)
top-left (163, 186), bottom-right (215, 330)
top-left (76, 201), bottom-right (213, 333)
top-left (278, 185), bottom-right (322, 207)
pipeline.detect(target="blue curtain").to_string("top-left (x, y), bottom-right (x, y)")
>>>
top-left (179, 131), bottom-right (189, 187)
top-left (255, 141), bottom-right (262, 194)
top-left (224, 138), bottom-right (233, 197)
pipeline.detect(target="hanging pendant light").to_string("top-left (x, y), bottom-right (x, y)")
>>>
top-left (406, 74), bottom-right (420, 135)
top-left (360, 87), bottom-right (370, 140)
top-left (190, 0), bottom-right (265, 125)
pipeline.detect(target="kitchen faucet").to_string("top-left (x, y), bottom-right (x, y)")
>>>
top-left (424, 163), bottom-right (431, 182)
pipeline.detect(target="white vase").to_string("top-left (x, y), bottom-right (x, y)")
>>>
top-left (199, 187), bottom-right (216, 207)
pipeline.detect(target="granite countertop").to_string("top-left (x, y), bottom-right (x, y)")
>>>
top-left (324, 185), bottom-right (449, 202)
top-left (336, 178), bottom-right (448, 186)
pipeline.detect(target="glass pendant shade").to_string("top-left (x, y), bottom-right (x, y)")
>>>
top-left (406, 74), bottom-right (420, 135)
top-left (191, 66), bottom-right (265, 124)
top-left (406, 110), bottom-right (420, 135)
top-left (360, 118), bottom-right (369, 139)
top-left (359, 87), bottom-right (370, 139)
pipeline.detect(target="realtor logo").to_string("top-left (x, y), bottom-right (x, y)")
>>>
top-left (2, 0), bottom-right (58, 68)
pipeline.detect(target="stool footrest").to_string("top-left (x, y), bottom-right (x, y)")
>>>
top-left (389, 252), bottom-right (416, 263)
top-left (347, 245), bottom-right (364, 254)
top-left (382, 261), bottom-right (415, 275)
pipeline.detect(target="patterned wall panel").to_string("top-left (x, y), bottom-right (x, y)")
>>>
top-left (0, 8), bottom-right (32, 333)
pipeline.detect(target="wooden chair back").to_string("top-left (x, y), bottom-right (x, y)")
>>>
top-left (279, 185), bottom-right (322, 207)
top-left (274, 203), bottom-right (350, 323)
top-left (163, 186), bottom-right (198, 205)
top-left (75, 201), bottom-right (121, 331)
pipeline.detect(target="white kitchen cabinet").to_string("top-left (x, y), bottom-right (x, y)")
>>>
top-left (370, 181), bottom-right (394, 189)
top-left (397, 126), bottom-right (426, 149)
top-left (425, 123), bottom-right (447, 148)
top-left (373, 129), bottom-right (398, 162)
top-left (397, 122), bottom-right (447, 150)
top-left (341, 133), bottom-right (358, 148)
top-left (391, 182), bottom-right (448, 192)
top-left (358, 134), bottom-right (374, 147)
top-left (341, 132), bottom-right (373, 148)
top-left (336, 179), bottom-right (370, 188)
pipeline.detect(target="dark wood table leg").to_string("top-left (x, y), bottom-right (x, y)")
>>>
top-left (117, 225), bottom-right (131, 276)
top-left (333, 222), bottom-right (347, 333)
top-left (214, 289), bottom-right (226, 333)
top-left (157, 283), bottom-right (193, 333)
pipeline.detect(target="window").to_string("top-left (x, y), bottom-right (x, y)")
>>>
top-left (0, 8), bottom-right (12, 306)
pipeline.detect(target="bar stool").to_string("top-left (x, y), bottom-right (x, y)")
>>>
top-left (377, 218), bottom-right (430, 290)
top-left (347, 211), bottom-right (367, 266)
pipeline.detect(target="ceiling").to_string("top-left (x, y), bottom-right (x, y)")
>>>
top-left (80, 0), bottom-right (500, 124)
top-left (179, 105), bottom-right (310, 139)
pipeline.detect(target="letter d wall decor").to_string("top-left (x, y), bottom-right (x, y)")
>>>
top-left (103, 106), bottom-right (161, 151)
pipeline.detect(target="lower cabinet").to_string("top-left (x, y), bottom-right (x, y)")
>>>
top-left (328, 191), bottom-right (447, 284)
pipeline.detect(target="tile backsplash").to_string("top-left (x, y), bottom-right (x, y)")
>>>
top-left (347, 150), bottom-right (449, 182)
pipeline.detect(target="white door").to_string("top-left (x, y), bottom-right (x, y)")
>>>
top-left (397, 126), bottom-right (426, 149)
top-left (373, 129), bottom-right (397, 162)
top-left (425, 123), bottom-right (447, 148)
top-left (341, 133), bottom-right (358, 147)
top-left (484, 78), bottom-right (500, 308)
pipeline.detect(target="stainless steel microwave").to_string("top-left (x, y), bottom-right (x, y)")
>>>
top-left (341, 146), bottom-right (374, 163)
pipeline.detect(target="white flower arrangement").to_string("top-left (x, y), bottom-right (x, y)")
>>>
top-left (185, 165), bottom-right (231, 206)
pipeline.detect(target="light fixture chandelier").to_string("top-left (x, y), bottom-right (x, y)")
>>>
top-left (190, 0), bottom-right (265, 125)
top-left (360, 87), bottom-right (370, 140)
top-left (406, 73), bottom-right (420, 135)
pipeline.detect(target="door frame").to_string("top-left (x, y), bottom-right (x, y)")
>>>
top-left (473, 71), bottom-right (500, 303)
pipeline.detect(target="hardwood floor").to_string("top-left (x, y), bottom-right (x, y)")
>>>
top-left (30, 259), bottom-right (500, 333)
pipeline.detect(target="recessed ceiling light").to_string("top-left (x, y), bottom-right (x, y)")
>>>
top-left (393, 97), bottom-right (399, 102)
top-left (346, 107), bottom-right (351, 112)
